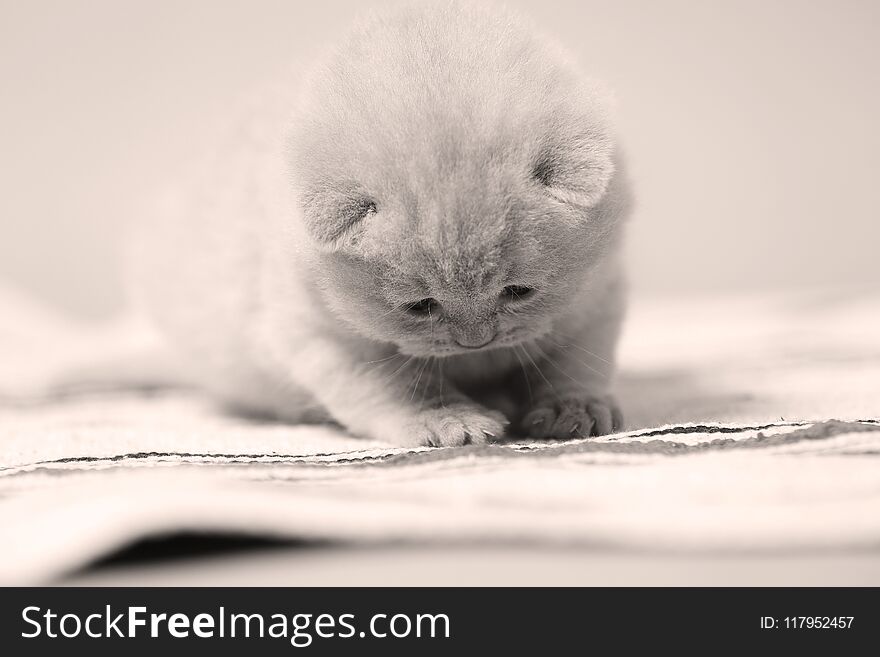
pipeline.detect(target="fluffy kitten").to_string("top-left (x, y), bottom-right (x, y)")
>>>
top-left (131, 0), bottom-right (632, 447)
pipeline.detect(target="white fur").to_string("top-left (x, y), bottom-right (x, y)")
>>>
top-left (131, 0), bottom-right (632, 445)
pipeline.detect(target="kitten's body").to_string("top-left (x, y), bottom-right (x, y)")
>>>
top-left (131, 1), bottom-right (632, 446)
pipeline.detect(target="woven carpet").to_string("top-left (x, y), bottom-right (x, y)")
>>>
top-left (1, 285), bottom-right (878, 584)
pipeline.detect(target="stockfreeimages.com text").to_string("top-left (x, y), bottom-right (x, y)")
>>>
top-left (22, 606), bottom-right (450, 646)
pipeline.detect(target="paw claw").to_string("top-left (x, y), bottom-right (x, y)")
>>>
top-left (393, 403), bottom-right (508, 447)
top-left (520, 394), bottom-right (622, 440)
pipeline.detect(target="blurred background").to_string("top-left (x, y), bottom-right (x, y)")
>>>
top-left (1, 0), bottom-right (878, 320)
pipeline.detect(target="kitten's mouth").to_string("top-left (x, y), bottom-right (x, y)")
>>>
top-left (397, 329), bottom-right (540, 358)
top-left (410, 337), bottom-right (528, 358)
top-left (453, 337), bottom-right (495, 350)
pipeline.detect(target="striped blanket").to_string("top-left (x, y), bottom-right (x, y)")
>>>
top-left (1, 286), bottom-right (878, 584)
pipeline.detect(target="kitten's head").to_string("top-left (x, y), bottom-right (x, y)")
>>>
top-left (288, 1), bottom-right (629, 356)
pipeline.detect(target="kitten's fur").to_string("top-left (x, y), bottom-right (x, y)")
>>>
top-left (131, 0), bottom-right (632, 446)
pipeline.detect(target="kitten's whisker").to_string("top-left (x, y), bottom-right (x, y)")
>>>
top-left (428, 304), bottom-right (436, 352)
top-left (569, 353), bottom-right (609, 379)
top-left (438, 357), bottom-right (446, 408)
top-left (364, 353), bottom-right (405, 375)
top-left (566, 344), bottom-right (611, 367)
top-left (365, 353), bottom-right (402, 366)
top-left (512, 346), bottom-right (533, 403)
top-left (533, 341), bottom-right (603, 386)
top-left (417, 356), bottom-right (435, 410)
top-left (409, 357), bottom-right (430, 402)
top-left (552, 333), bottom-right (612, 366)
top-left (375, 304), bottom-right (406, 321)
top-left (519, 344), bottom-right (560, 403)
top-left (539, 338), bottom-right (608, 380)
top-left (373, 309), bottom-right (395, 322)
top-left (380, 355), bottom-right (414, 386)
top-left (404, 359), bottom-right (421, 400)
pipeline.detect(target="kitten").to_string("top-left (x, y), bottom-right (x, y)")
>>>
top-left (130, 0), bottom-right (632, 447)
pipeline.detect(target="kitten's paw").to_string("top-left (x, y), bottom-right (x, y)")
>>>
top-left (522, 394), bottom-right (623, 439)
top-left (399, 404), bottom-right (509, 447)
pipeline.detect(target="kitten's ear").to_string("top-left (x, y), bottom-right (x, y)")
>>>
top-left (531, 134), bottom-right (615, 209)
top-left (299, 183), bottom-right (377, 248)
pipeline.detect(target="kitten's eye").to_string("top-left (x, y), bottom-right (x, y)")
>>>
top-left (531, 156), bottom-right (556, 187)
top-left (500, 285), bottom-right (536, 302)
top-left (350, 198), bottom-right (377, 221)
top-left (403, 298), bottom-right (440, 317)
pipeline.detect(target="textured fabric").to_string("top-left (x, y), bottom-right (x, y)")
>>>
top-left (0, 286), bottom-right (878, 584)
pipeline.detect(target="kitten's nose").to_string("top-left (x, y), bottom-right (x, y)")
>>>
top-left (452, 323), bottom-right (496, 349)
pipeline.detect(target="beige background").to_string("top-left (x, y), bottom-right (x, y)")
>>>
top-left (1, 0), bottom-right (878, 319)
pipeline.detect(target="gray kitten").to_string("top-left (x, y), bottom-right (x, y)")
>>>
top-left (131, 0), bottom-right (632, 447)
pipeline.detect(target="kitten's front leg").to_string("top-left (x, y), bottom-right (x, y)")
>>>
top-left (522, 384), bottom-right (623, 438)
top-left (283, 337), bottom-right (507, 447)
top-left (519, 325), bottom-right (623, 439)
